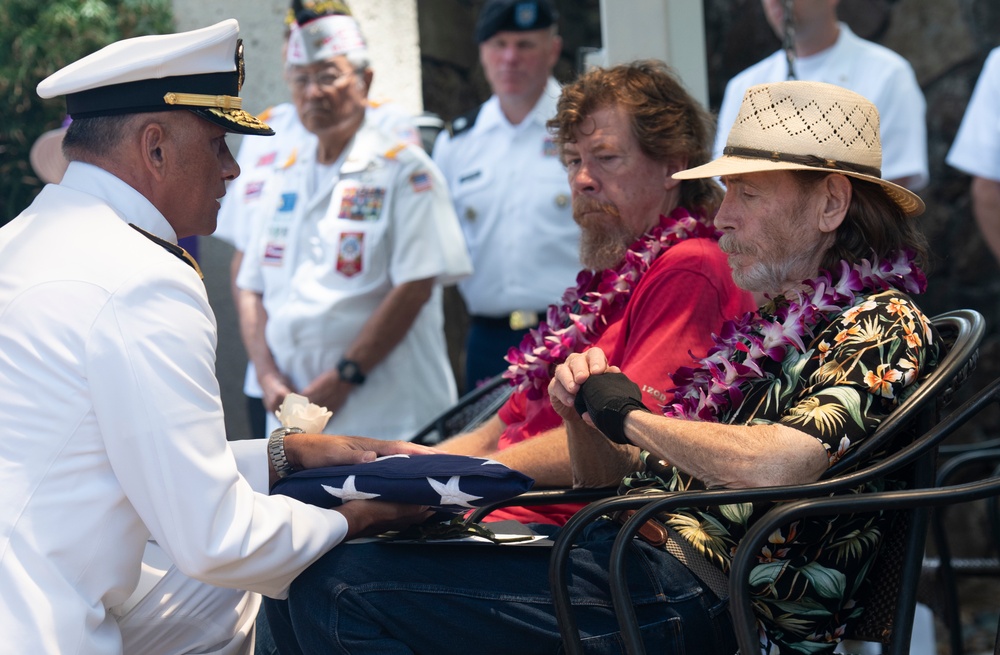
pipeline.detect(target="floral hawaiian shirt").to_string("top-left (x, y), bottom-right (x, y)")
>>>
top-left (621, 288), bottom-right (940, 654)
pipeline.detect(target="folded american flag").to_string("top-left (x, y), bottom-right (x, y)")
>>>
top-left (270, 453), bottom-right (535, 512)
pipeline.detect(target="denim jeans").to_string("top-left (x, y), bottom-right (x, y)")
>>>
top-left (265, 520), bottom-right (736, 654)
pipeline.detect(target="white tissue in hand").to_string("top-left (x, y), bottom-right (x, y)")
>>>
top-left (275, 393), bottom-right (332, 433)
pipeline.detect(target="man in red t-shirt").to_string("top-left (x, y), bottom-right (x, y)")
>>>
top-left (437, 61), bottom-right (756, 524)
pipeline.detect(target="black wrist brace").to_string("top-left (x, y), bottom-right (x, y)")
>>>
top-left (574, 372), bottom-right (652, 445)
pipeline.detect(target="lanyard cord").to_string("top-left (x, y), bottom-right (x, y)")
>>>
top-left (782, 0), bottom-right (797, 80)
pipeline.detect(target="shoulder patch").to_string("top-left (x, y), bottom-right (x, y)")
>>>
top-left (448, 105), bottom-right (483, 138)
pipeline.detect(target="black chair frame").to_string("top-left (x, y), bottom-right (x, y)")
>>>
top-left (545, 309), bottom-right (984, 655)
top-left (931, 438), bottom-right (1000, 655)
top-left (409, 374), bottom-right (512, 445)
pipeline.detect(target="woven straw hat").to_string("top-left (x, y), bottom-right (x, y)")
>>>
top-left (675, 80), bottom-right (924, 217)
top-left (29, 126), bottom-right (69, 184)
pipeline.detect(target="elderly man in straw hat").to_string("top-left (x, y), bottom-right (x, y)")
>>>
top-left (0, 20), bottom-right (433, 655)
top-left (264, 80), bottom-right (939, 655)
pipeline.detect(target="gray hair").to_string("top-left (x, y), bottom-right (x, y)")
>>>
top-left (62, 114), bottom-right (139, 161)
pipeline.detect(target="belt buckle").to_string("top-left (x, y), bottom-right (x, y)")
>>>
top-left (509, 310), bottom-right (539, 331)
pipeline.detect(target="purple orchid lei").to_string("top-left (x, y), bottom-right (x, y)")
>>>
top-left (665, 248), bottom-right (927, 422)
top-left (504, 206), bottom-right (719, 400)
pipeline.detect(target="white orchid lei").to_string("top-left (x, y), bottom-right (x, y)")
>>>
top-left (665, 249), bottom-right (928, 422)
top-left (504, 206), bottom-right (719, 400)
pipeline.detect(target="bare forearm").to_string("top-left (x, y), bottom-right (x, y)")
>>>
top-left (437, 415), bottom-right (505, 456)
top-left (624, 413), bottom-right (828, 488)
top-left (971, 176), bottom-right (1000, 265)
top-left (488, 429), bottom-right (574, 488)
top-left (343, 278), bottom-right (435, 374)
top-left (229, 250), bottom-right (244, 309)
top-left (566, 419), bottom-right (642, 488)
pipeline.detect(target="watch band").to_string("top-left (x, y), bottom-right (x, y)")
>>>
top-left (268, 426), bottom-right (304, 479)
top-left (336, 358), bottom-right (366, 385)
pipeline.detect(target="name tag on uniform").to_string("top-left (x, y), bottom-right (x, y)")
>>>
top-left (458, 170), bottom-right (482, 185)
top-left (337, 232), bottom-right (364, 277)
top-left (338, 186), bottom-right (385, 221)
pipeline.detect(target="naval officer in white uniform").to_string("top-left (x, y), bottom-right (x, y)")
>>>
top-left (0, 20), bottom-right (431, 655)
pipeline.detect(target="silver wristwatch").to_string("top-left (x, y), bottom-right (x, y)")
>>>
top-left (268, 426), bottom-right (304, 478)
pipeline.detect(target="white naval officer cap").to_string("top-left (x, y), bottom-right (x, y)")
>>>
top-left (36, 19), bottom-right (273, 136)
top-left (286, 13), bottom-right (368, 66)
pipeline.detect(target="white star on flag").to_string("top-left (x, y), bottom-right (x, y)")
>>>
top-left (322, 475), bottom-right (381, 501)
top-left (427, 476), bottom-right (483, 508)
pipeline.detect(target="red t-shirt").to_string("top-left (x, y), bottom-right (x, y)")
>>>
top-left (489, 237), bottom-right (756, 525)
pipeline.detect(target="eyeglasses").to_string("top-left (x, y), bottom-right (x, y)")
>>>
top-left (287, 67), bottom-right (358, 92)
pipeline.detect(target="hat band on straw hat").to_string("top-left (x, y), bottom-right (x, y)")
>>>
top-left (722, 145), bottom-right (882, 178)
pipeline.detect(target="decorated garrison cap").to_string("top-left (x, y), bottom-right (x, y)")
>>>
top-left (286, 13), bottom-right (367, 66)
top-left (475, 0), bottom-right (558, 44)
top-left (285, 0), bottom-right (353, 27)
top-left (36, 19), bottom-right (273, 136)
top-left (675, 81), bottom-right (923, 217)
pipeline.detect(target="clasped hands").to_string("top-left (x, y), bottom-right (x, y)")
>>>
top-left (548, 348), bottom-right (651, 445)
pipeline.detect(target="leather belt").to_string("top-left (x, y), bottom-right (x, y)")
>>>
top-left (613, 510), bottom-right (730, 600)
top-left (470, 310), bottom-right (544, 331)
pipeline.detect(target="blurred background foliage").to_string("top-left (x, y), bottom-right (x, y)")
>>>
top-left (0, 0), bottom-right (174, 225)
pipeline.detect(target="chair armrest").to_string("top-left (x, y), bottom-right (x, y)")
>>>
top-left (466, 487), bottom-right (616, 524)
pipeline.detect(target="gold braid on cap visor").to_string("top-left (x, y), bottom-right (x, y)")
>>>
top-left (163, 91), bottom-right (242, 110)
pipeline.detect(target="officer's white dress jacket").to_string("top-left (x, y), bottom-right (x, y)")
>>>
top-left (237, 122), bottom-right (472, 440)
top-left (0, 162), bottom-right (348, 655)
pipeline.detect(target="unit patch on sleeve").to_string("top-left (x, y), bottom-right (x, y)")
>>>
top-left (336, 232), bottom-right (364, 277)
top-left (278, 192), bottom-right (297, 212)
top-left (338, 186), bottom-right (385, 221)
top-left (409, 171), bottom-right (432, 193)
top-left (543, 137), bottom-right (559, 158)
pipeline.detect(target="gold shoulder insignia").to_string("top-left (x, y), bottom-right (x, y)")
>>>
top-left (129, 224), bottom-right (204, 280)
top-left (383, 143), bottom-right (407, 160)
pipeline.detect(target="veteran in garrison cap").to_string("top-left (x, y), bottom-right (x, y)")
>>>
top-left (234, 4), bottom-right (472, 445)
top-left (0, 19), bottom-right (432, 655)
